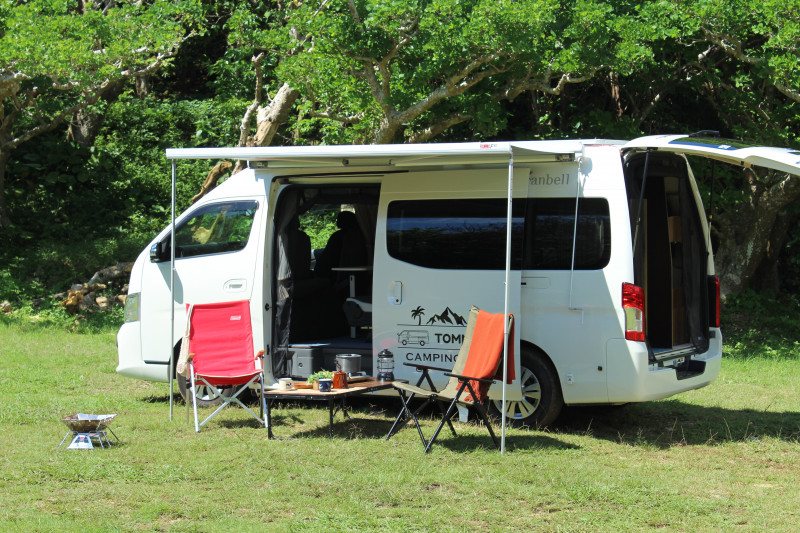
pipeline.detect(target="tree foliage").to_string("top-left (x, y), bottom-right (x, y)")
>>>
top-left (0, 0), bottom-right (203, 227)
top-left (272, 0), bottom-right (643, 144)
top-left (2, 0), bottom-right (800, 298)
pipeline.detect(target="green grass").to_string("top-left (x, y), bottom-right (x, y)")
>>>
top-left (1, 322), bottom-right (799, 532)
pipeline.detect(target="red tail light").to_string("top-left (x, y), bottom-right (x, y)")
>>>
top-left (708, 275), bottom-right (720, 328)
top-left (622, 282), bottom-right (645, 342)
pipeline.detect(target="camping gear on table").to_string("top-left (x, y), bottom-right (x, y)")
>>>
top-left (376, 349), bottom-right (394, 381)
top-left (335, 353), bottom-right (361, 375)
top-left (333, 370), bottom-right (348, 389)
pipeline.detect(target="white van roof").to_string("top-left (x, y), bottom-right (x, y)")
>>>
top-left (166, 140), bottom-right (623, 168)
top-left (623, 134), bottom-right (800, 176)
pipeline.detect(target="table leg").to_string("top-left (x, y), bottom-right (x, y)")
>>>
top-left (340, 399), bottom-right (353, 420)
top-left (349, 273), bottom-right (357, 338)
top-left (328, 398), bottom-right (335, 438)
top-left (266, 398), bottom-right (276, 440)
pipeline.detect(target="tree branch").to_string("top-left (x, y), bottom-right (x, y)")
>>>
top-left (1, 45), bottom-right (180, 152)
top-left (307, 110), bottom-right (363, 124)
top-left (407, 113), bottom-right (472, 144)
top-left (702, 26), bottom-right (800, 104)
top-left (237, 53), bottom-right (266, 147)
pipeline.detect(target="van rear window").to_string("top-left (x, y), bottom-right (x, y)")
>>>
top-left (172, 200), bottom-right (258, 258)
top-left (524, 198), bottom-right (611, 270)
top-left (386, 198), bottom-right (610, 270)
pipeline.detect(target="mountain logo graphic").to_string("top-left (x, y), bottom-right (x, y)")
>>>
top-left (409, 306), bottom-right (466, 326)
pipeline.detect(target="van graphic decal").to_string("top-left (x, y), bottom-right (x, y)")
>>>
top-left (397, 330), bottom-right (429, 346)
top-left (395, 306), bottom-right (468, 364)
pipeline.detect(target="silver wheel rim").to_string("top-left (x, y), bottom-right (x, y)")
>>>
top-left (179, 375), bottom-right (222, 403)
top-left (192, 384), bottom-right (221, 403)
top-left (493, 365), bottom-right (541, 420)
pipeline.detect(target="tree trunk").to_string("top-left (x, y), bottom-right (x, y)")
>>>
top-left (66, 107), bottom-right (106, 148)
top-left (231, 83), bottom-right (299, 175)
top-left (66, 81), bottom-right (123, 148)
top-left (749, 211), bottom-right (798, 293)
top-left (712, 170), bottom-right (800, 296)
top-left (0, 147), bottom-right (10, 228)
top-left (192, 83), bottom-right (300, 203)
top-left (191, 161), bottom-right (233, 205)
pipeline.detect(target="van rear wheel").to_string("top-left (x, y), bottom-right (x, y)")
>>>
top-left (490, 348), bottom-right (563, 428)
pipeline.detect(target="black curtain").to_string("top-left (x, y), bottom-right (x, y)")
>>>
top-left (271, 189), bottom-right (301, 377)
top-left (679, 177), bottom-right (710, 353)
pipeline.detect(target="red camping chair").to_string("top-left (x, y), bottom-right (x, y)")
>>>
top-left (386, 306), bottom-right (514, 453)
top-left (186, 301), bottom-right (268, 432)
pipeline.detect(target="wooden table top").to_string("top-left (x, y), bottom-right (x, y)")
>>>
top-left (262, 378), bottom-right (396, 399)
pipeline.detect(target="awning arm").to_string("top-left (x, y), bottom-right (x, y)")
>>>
top-left (168, 160), bottom-right (177, 421)
top-left (501, 150), bottom-right (514, 455)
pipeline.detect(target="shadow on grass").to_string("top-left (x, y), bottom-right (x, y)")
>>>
top-left (436, 433), bottom-right (578, 454)
top-left (267, 397), bottom-right (578, 452)
top-left (553, 400), bottom-right (800, 448)
top-left (270, 410), bottom-right (579, 453)
top-left (264, 396), bottom-right (400, 440)
top-left (140, 392), bottom-right (800, 448)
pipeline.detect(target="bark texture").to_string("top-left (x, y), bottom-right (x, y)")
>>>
top-left (712, 170), bottom-right (800, 296)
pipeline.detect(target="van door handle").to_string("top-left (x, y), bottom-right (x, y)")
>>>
top-left (224, 279), bottom-right (247, 292)
top-left (388, 281), bottom-right (402, 305)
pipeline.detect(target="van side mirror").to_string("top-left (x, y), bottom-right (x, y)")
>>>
top-left (149, 241), bottom-right (170, 263)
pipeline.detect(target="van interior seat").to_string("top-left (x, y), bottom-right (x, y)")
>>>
top-left (343, 296), bottom-right (372, 327)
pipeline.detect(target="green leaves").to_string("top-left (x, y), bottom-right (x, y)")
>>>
top-left (264, 0), bottom-right (629, 143)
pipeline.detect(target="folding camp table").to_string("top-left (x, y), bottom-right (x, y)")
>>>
top-left (263, 378), bottom-right (397, 438)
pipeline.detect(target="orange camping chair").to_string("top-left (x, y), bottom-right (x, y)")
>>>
top-left (386, 306), bottom-right (514, 453)
top-left (186, 301), bottom-right (268, 432)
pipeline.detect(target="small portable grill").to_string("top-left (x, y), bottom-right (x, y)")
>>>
top-left (58, 414), bottom-right (119, 450)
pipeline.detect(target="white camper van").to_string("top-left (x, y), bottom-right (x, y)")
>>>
top-left (116, 134), bottom-right (800, 426)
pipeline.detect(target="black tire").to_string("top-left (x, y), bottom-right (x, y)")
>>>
top-left (177, 373), bottom-right (227, 408)
top-left (490, 347), bottom-right (563, 428)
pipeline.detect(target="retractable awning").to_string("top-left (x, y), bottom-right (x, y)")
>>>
top-left (166, 140), bottom-right (583, 167)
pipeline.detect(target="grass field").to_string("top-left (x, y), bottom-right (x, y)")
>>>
top-left (1, 321), bottom-right (799, 532)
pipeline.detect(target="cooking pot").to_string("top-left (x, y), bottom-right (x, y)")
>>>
top-left (335, 354), bottom-right (361, 374)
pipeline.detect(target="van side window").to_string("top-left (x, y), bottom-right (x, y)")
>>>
top-left (386, 199), bottom-right (523, 270)
top-left (386, 198), bottom-right (610, 271)
top-left (523, 198), bottom-right (611, 270)
top-left (171, 200), bottom-right (258, 259)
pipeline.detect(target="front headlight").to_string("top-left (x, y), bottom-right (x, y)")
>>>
top-left (124, 292), bottom-right (140, 323)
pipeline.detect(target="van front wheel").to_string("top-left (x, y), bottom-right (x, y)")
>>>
top-left (177, 373), bottom-right (227, 408)
top-left (490, 349), bottom-right (563, 428)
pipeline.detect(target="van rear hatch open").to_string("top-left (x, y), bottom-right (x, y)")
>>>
top-left (623, 134), bottom-right (800, 176)
top-left (622, 135), bottom-right (800, 364)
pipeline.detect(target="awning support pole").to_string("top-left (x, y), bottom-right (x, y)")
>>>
top-left (502, 151), bottom-right (514, 455)
top-left (168, 159), bottom-right (177, 421)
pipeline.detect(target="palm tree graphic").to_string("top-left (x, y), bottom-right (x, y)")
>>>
top-left (410, 306), bottom-right (425, 325)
